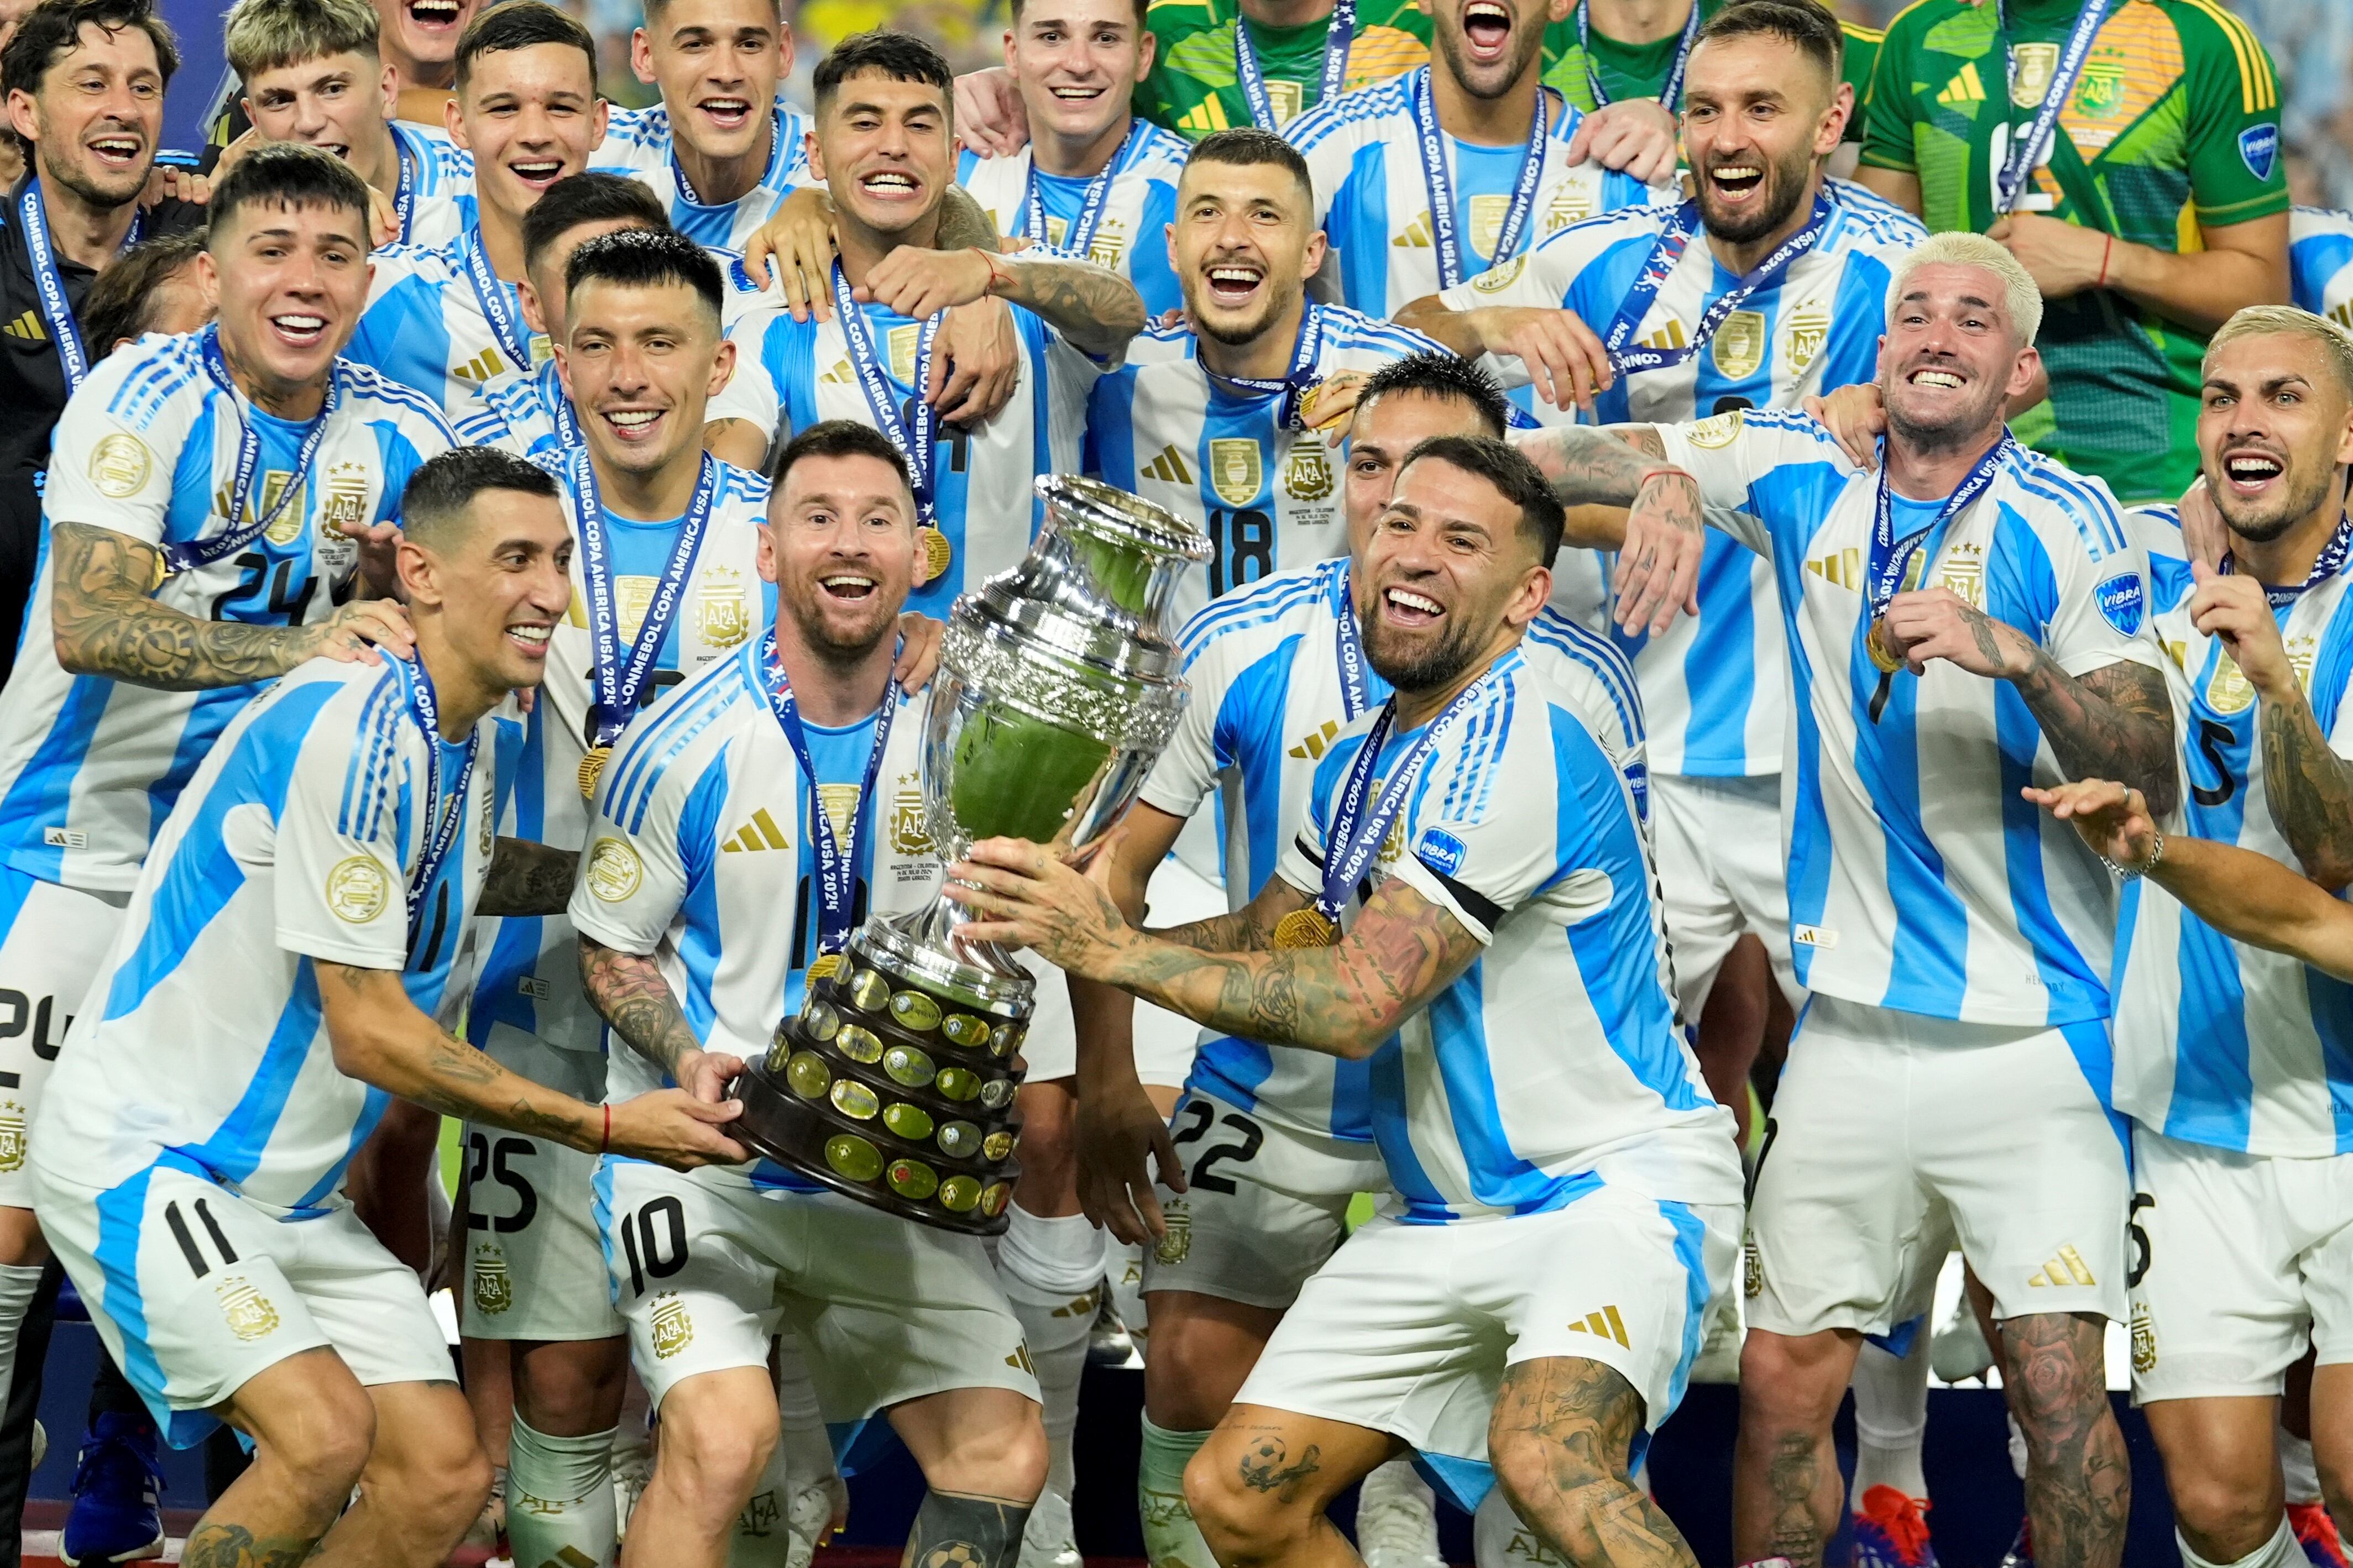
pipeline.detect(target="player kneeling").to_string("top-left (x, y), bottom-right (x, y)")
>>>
top-left (28, 447), bottom-right (747, 1566)
top-left (574, 421), bottom-right (1047, 1568)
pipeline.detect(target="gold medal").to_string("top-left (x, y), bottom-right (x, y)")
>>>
top-left (1865, 617), bottom-right (1905, 674)
top-left (578, 744), bottom-right (613, 801)
top-left (917, 526), bottom-right (953, 585)
top-left (1271, 907), bottom-right (1340, 949)
top-left (808, 952), bottom-right (843, 982)
top-left (1294, 379), bottom-right (1326, 430)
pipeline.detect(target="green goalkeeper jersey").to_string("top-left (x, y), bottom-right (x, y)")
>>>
top-left (1860, 0), bottom-right (2286, 500)
top-left (1539, 0), bottom-right (1881, 138)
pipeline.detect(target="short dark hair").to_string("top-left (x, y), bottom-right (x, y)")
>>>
top-left (400, 445), bottom-right (561, 549)
top-left (522, 173), bottom-right (669, 274)
top-left (1698, 0), bottom-right (1844, 81)
top-left (453, 0), bottom-right (594, 96)
top-left (206, 141), bottom-right (371, 247)
top-left (812, 31), bottom-right (952, 116)
top-left (1398, 434), bottom-right (1566, 567)
top-left (2, 0), bottom-right (179, 107)
top-left (769, 419), bottom-right (914, 500)
top-left (1359, 353), bottom-right (1510, 440)
top-left (1182, 127), bottom-right (1313, 211)
top-left (81, 228), bottom-right (204, 352)
top-left (563, 227), bottom-right (724, 324)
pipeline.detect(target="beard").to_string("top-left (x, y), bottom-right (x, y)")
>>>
top-left (2214, 455), bottom-right (2346, 544)
top-left (38, 132), bottom-right (144, 211)
top-left (1433, 14), bottom-right (1546, 99)
top-left (782, 579), bottom-right (897, 665)
top-left (1697, 139), bottom-right (1814, 248)
top-left (1187, 272), bottom-right (1297, 347)
top-left (1885, 374), bottom-right (2008, 456)
top-left (1361, 605), bottom-right (1488, 695)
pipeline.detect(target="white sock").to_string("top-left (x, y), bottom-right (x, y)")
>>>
top-left (730, 1430), bottom-right (793, 1568)
top-left (508, 1417), bottom-right (620, 1568)
top-left (997, 1205), bottom-right (1101, 1506)
top-left (2178, 1515), bottom-right (2305, 1568)
top-left (0, 1261), bottom-right (44, 1422)
top-left (1139, 1416), bottom-right (1216, 1568)
top-left (1474, 1485), bottom-right (1562, 1568)
top-left (2282, 1426), bottom-right (2323, 1506)
top-left (1105, 1235), bottom-right (1148, 1360)
top-left (773, 1330), bottom-right (838, 1496)
top-left (1850, 1334), bottom-right (1931, 1506)
top-left (2007, 1410), bottom-right (2029, 1481)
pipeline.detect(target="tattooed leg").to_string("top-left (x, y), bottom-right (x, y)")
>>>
top-left (1730, 1328), bottom-right (1863, 1567)
top-left (902, 1491), bottom-right (1036, 1568)
top-left (2000, 1312), bottom-right (2130, 1568)
top-left (188, 1349), bottom-right (375, 1568)
top-left (1189, 1406), bottom-right (1397, 1568)
top-left (1489, 1357), bottom-right (1695, 1568)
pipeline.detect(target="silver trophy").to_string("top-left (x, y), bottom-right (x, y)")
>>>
top-left (730, 476), bottom-right (1209, 1234)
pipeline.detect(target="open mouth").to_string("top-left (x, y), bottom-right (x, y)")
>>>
top-left (2224, 448), bottom-right (2286, 494)
top-left (269, 312), bottom-right (328, 349)
top-left (1049, 83), bottom-right (1106, 102)
top-left (87, 135), bottom-right (142, 168)
top-left (505, 623), bottom-right (552, 659)
top-left (600, 408), bottom-right (665, 443)
top-left (1708, 162), bottom-right (1764, 203)
top-left (822, 571), bottom-right (879, 602)
top-left (859, 170), bottom-right (919, 201)
top-left (1906, 366), bottom-right (1965, 391)
top-left (1204, 263), bottom-right (1265, 306)
top-left (406, 0), bottom-right (461, 30)
top-left (508, 158), bottom-right (566, 190)
top-left (699, 96), bottom-right (752, 131)
top-left (1381, 585), bottom-right (1444, 628)
top-left (1462, 1), bottom-right (1513, 60)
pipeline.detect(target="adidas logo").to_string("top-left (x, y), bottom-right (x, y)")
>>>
top-left (1806, 548), bottom-right (1863, 590)
top-left (451, 346), bottom-right (509, 385)
top-left (1050, 1287), bottom-right (1102, 1319)
top-left (2332, 301), bottom-right (2353, 334)
top-left (819, 356), bottom-right (855, 384)
top-left (1141, 445), bottom-right (1193, 484)
top-left (1639, 320), bottom-right (1687, 353)
top-left (1392, 213), bottom-right (1434, 249)
top-left (1005, 1342), bottom-right (1037, 1375)
top-left (720, 808), bottom-right (790, 853)
top-left (2027, 1245), bottom-right (2095, 1289)
top-left (1937, 62), bottom-right (1986, 106)
top-left (2, 310), bottom-right (43, 342)
top-left (540, 1549), bottom-right (600, 1568)
top-left (1564, 1305), bottom-right (1631, 1349)
top-left (1176, 98), bottom-right (1230, 135)
top-left (1289, 719), bottom-right (1342, 760)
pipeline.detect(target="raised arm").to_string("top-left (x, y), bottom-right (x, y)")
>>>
top-left (851, 245), bottom-right (1146, 363)
top-left (1509, 422), bottom-right (1708, 634)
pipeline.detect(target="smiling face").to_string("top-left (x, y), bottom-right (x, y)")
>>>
top-left (632, 0), bottom-right (791, 169)
top-left (374, 0), bottom-right (477, 80)
top-left (1172, 156), bottom-right (1324, 348)
top-left (2199, 330), bottom-right (2353, 544)
top-left (416, 486), bottom-right (574, 691)
top-left (557, 274), bottom-right (734, 481)
top-left (1356, 454), bottom-right (1544, 694)
top-left (761, 449), bottom-right (918, 659)
top-left (201, 195), bottom-right (373, 393)
top-left (1426, 0), bottom-right (1554, 101)
top-left (1345, 389), bottom-right (1494, 553)
top-left (243, 51), bottom-right (398, 178)
top-left (7, 20), bottom-right (165, 210)
top-left (451, 41), bottom-right (606, 219)
top-left (1005, 0), bottom-right (1151, 148)
top-left (1680, 31), bottom-right (1840, 247)
top-left (1877, 261), bottom-right (2038, 451)
top-left (808, 68), bottom-right (954, 242)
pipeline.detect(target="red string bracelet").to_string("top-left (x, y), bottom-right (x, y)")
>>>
top-left (1635, 465), bottom-right (1694, 491)
top-left (2096, 233), bottom-right (2114, 289)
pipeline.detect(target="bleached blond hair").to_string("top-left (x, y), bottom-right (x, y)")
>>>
top-left (1884, 230), bottom-right (2043, 348)
top-left (2205, 305), bottom-right (2353, 401)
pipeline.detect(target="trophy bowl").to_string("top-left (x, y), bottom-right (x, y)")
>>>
top-left (729, 476), bottom-right (1209, 1234)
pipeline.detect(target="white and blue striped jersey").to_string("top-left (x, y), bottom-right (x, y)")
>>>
top-left (1446, 192), bottom-right (1922, 778)
top-left (469, 457), bottom-right (774, 1056)
top-left (589, 103), bottom-right (817, 251)
top-left (452, 359), bottom-right (571, 461)
top-left (31, 656), bottom-right (522, 1208)
top-left (2290, 206), bottom-right (2353, 331)
top-left (1657, 408), bottom-right (2163, 1027)
top-left (568, 642), bottom-right (933, 1192)
top-left (0, 335), bottom-right (455, 895)
top-left (707, 293), bottom-right (1099, 617)
top-left (1139, 556), bottom-right (1648, 1144)
top-left (390, 119), bottom-right (475, 248)
top-left (346, 234), bottom-right (537, 412)
top-left (1270, 645), bottom-right (1737, 1220)
top-left (1291, 69), bottom-right (1671, 318)
top-left (1086, 306), bottom-right (1439, 625)
top-left (956, 127), bottom-right (1191, 318)
top-left (2111, 507), bottom-right (2353, 1156)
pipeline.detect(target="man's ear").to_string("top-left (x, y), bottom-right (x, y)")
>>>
top-left (396, 536), bottom-right (442, 606)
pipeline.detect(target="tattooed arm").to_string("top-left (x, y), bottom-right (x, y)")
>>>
top-left (576, 935), bottom-right (738, 1099)
top-left (1509, 423), bottom-right (1708, 635)
top-left (853, 244), bottom-right (1147, 363)
top-left (315, 959), bottom-right (745, 1166)
top-left (49, 521), bottom-right (416, 690)
top-left (474, 838), bottom-right (579, 917)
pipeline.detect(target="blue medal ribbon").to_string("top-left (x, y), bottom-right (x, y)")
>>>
top-left (672, 107), bottom-right (785, 208)
top-left (1865, 434), bottom-right (2014, 625)
top-left (1235, 0), bottom-right (1355, 130)
top-left (161, 326), bottom-right (340, 577)
top-left (1994, 0), bottom-right (2112, 216)
top-left (399, 655), bottom-right (480, 938)
top-left (540, 358), bottom-right (582, 449)
top-left (1577, 0), bottom-right (1699, 109)
top-left (20, 179), bottom-right (142, 394)
top-left (1313, 670), bottom-right (1493, 925)
top-left (1204, 302), bottom-right (1325, 431)
top-left (1602, 195), bottom-right (1830, 375)
top-left (1411, 68), bottom-right (1550, 291)
top-left (833, 262), bottom-right (941, 525)
top-left (2223, 509), bottom-right (2353, 610)
top-left (571, 447), bottom-right (720, 749)
top-left (389, 125), bottom-right (418, 243)
top-left (760, 627), bottom-right (898, 960)
top-left (462, 226), bottom-right (534, 372)
top-left (1333, 563), bottom-right (1371, 721)
top-left (1023, 122), bottom-right (1138, 258)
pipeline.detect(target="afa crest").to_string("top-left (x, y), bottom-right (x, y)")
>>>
top-left (216, 1277), bottom-right (280, 1342)
top-left (697, 565), bottom-right (751, 650)
top-left (471, 1244), bottom-right (513, 1316)
top-left (650, 1291), bottom-right (694, 1359)
top-left (321, 462), bottom-right (370, 533)
top-left (1781, 302), bottom-right (1829, 376)
top-left (0, 1102), bottom-right (25, 1174)
top-left (1282, 445), bottom-right (1335, 502)
top-left (1154, 1197), bottom-right (1192, 1265)
top-left (889, 772), bottom-right (934, 856)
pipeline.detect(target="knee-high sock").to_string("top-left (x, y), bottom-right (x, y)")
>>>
top-left (1473, 1484), bottom-right (1551, 1568)
top-left (996, 1206), bottom-right (1100, 1503)
top-left (1139, 1416), bottom-right (1215, 1568)
top-left (906, 1489), bottom-right (1034, 1568)
top-left (508, 1417), bottom-right (619, 1568)
top-left (2282, 1426), bottom-right (2322, 1507)
top-left (1105, 1236), bottom-right (1148, 1361)
top-left (1850, 1333), bottom-right (1931, 1505)
top-left (0, 1262), bottom-right (45, 1437)
top-left (730, 1432), bottom-right (794, 1568)
top-left (2178, 1515), bottom-right (2305, 1568)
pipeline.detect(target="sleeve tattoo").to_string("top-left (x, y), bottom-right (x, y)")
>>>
top-left (50, 521), bottom-right (322, 690)
top-left (578, 937), bottom-right (704, 1075)
top-left (475, 838), bottom-right (579, 917)
top-left (2260, 691), bottom-right (2353, 889)
top-left (1513, 424), bottom-right (1682, 507)
top-left (992, 254), bottom-right (1146, 359)
top-left (2011, 654), bottom-right (2181, 818)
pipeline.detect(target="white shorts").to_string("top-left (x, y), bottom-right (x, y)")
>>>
top-left (2128, 1125), bottom-right (2353, 1402)
top-left (462, 1023), bottom-right (619, 1341)
top-left (0, 869), bottom-right (127, 1209)
top-left (34, 1157), bottom-right (453, 1447)
top-left (1648, 772), bottom-right (1797, 1019)
top-left (594, 1160), bottom-right (1040, 1417)
top-left (1018, 856), bottom-right (1219, 1088)
top-left (1233, 1187), bottom-right (1738, 1505)
top-left (1745, 994), bottom-right (2130, 1336)
top-left (1140, 1089), bottom-right (1388, 1310)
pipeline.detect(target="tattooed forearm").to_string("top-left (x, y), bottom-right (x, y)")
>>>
top-left (2260, 693), bottom-right (2353, 889)
top-left (1999, 1313), bottom-right (2130, 1568)
top-left (181, 1524), bottom-right (318, 1568)
top-left (476, 838), bottom-right (579, 916)
top-left (993, 254), bottom-right (1146, 358)
top-left (50, 522), bottom-right (326, 690)
top-left (1492, 1359), bottom-right (1695, 1568)
top-left (1512, 424), bottom-right (1676, 509)
top-left (937, 184), bottom-right (1001, 252)
top-left (1234, 1431), bottom-right (1322, 1502)
top-left (2011, 653), bottom-right (2181, 817)
top-left (578, 937), bottom-right (703, 1074)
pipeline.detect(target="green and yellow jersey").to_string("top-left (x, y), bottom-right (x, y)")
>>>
top-left (1859, 0), bottom-right (2286, 499)
top-left (1538, 0), bottom-right (1882, 140)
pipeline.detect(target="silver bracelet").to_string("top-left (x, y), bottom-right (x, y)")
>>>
top-left (2100, 830), bottom-right (2164, 881)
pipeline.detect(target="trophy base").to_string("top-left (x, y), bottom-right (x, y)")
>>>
top-left (730, 911), bottom-right (1032, 1237)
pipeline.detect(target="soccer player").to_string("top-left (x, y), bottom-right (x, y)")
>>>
top-left (574, 419), bottom-right (1047, 1568)
top-left (0, 0), bottom-right (203, 683)
top-left (952, 433), bottom-right (1743, 1568)
top-left (1854, 0), bottom-right (2292, 509)
top-left (28, 440), bottom-right (749, 1568)
top-left (1523, 230), bottom-right (2179, 1568)
top-left (369, 0), bottom-right (474, 98)
top-left (1540, 0), bottom-right (1881, 134)
top-left (2292, 205), bottom-right (2353, 329)
top-left (958, 0), bottom-right (1190, 318)
top-left (704, 32), bottom-right (1145, 617)
top-left (78, 228), bottom-right (211, 351)
top-left (1288, 0), bottom-right (1673, 322)
top-left (224, 0), bottom-right (476, 249)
